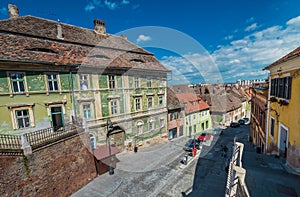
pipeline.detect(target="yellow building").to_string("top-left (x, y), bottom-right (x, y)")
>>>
top-left (264, 46), bottom-right (300, 172)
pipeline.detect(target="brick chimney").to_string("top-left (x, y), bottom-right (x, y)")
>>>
top-left (94, 19), bottom-right (106, 34)
top-left (8, 4), bottom-right (19, 18)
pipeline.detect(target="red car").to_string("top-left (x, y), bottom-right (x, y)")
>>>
top-left (198, 133), bottom-right (211, 142)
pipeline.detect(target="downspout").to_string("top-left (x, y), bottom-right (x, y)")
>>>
top-left (70, 70), bottom-right (77, 123)
top-left (265, 74), bottom-right (271, 153)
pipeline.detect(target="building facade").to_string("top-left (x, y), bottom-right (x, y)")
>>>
top-left (167, 87), bottom-right (184, 139)
top-left (250, 83), bottom-right (268, 153)
top-left (0, 5), bottom-right (169, 150)
top-left (264, 46), bottom-right (300, 172)
top-left (175, 93), bottom-right (212, 136)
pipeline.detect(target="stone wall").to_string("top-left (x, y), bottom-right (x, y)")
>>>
top-left (0, 133), bottom-right (97, 197)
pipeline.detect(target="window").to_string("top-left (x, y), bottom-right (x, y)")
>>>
top-left (148, 97), bottom-right (153, 109)
top-left (16, 109), bottom-right (30, 129)
top-left (147, 78), bottom-right (152, 88)
top-left (206, 121), bottom-right (208, 129)
top-left (270, 117), bottom-right (275, 137)
top-left (108, 75), bottom-right (115, 89)
top-left (270, 77), bottom-right (292, 99)
top-left (170, 112), bottom-right (178, 121)
top-left (158, 78), bottom-right (162, 87)
top-left (80, 75), bottom-right (89, 90)
top-left (137, 122), bottom-right (143, 134)
top-left (83, 104), bottom-right (91, 119)
top-left (159, 96), bottom-right (163, 106)
top-left (193, 114), bottom-right (196, 120)
top-left (110, 100), bottom-right (118, 115)
top-left (47, 74), bottom-right (59, 91)
top-left (134, 76), bottom-right (140, 88)
top-left (135, 98), bottom-right (141, 111)
top-left (10, 73), bottom-right (25, 93)
top-left (160, 119), bottom-right (164, 128)
top-left (149, 121), bottom-right (154, 131)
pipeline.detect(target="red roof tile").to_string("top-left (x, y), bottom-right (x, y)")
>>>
top-left (175, 93), bottom-right (210, 114)
top-left (0, 15), bottom-right (169, 72)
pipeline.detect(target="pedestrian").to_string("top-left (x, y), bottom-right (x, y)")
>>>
top-left (222, 145), bottom-right (228, 158)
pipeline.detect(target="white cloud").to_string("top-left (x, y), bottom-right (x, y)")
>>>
top-left (245, 23), bottom-right (258, 32)
top-left (212, 15), bottom-right (300, 81)
top-left (286, 16), bottom-right (300, 26)
top-left (84, 3), bottom-right (96, 11)
top-left (224, 35), bottom-right (233, 40)
top-left (84, 0), bottom-right (130, 11)
top-left (136, 34), bottom-right (151, 43)
top-left (104, 0), bottom-right (118, 10)
top-left (0, 7), bottom-right (7, 15)
top-left (159, 15), bottom-right (300, 83)
top-left (121, 0), bottom-right (130, 5)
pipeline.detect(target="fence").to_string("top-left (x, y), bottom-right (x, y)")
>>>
top-left (225, 138), bottom-right (250, 197)
top-left (0, 123), bottom-right (83, 155)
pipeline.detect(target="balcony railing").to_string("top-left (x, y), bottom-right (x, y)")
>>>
top-left (0, 123), bottom-right (83, 155)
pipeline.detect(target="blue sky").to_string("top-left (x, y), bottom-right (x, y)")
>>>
top-left (1, 0), bottom-right (300, 84)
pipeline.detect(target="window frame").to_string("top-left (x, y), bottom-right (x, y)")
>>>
top-left (110, 99), bottom-right (119, 115)
top-left (148, 97), bottom-right (153, 109)
top-left (134, 76), bottom-right (140, 88)
top-left (83, 104), bottom-right (92, 119)
top-left (8, 105), bottom-right (35, 130)
top-left (135, 97), bottom-right (141, 111)
top-left (79, 74), bottom-right (89, 90)
top-left (147, 78), bottom-right (152, 88)
top-left (108, 75), bottom-right (116, 89)
top-left (7, 72), bottom-right (29, 96)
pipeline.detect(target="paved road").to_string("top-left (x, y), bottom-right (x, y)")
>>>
top-left (72, 135), bottom-right (200, 197)
top-left (72, 124), bottom-right (300, 197)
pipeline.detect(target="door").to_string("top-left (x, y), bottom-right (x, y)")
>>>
top-left (51, 106), bottom-right (64, 131)
top-left (279, 125), bottom-right (288, 157)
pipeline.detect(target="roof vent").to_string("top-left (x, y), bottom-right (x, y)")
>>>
top-left (8, 4), bottom-right (19, 18)
top-left (94, 19), bottom-right (106, 34)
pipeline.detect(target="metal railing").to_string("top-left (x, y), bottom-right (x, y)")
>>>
top-left (0, 123), bottom-right (83, 155)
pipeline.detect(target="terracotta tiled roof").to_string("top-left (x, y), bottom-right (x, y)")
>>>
top-left (167, 87), bottom-right (182, 110)
top-left (175, 93), bottom-right (209, 114)
top-left (0, 15), bottom-right (169, 72)
top-left (264, 46), bottom-right (300, 70)
top-left (93, 145), bottom-right (120, 160)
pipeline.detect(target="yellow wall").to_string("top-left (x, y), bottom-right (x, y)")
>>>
top-left (267, 67), bottom-right (300, 155)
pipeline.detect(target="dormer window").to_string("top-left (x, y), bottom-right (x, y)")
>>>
top-left (130, 59), bottom-right (145, 63)
top-left (88, 54), bottom-right (110, 59)
top-left (26, 48), bottom-right (57, 54)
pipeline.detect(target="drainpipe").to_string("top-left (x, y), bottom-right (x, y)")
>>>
top-left (70, 70), bottom-right (77, 123)
top-left (265, 74), bottom-right (271, 153)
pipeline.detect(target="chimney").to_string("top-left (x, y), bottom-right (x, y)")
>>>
top-left (8, 4), bottom-right (19, 18)
top-left (94, 19), bottom-right (106, 34)
top-left (57, 20), bottom-right (64, 39)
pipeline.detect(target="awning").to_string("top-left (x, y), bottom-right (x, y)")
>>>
top-left (93, 145), bottom-right (120, 160)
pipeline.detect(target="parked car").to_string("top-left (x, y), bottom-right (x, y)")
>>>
top-left (243, 117), bottom-right (249, 123)
top-left (198, 133), bottom-right (211, 142)
top-left (183, 139), bottom-right (200, 152)
top-left (230, 122), bottom-right (240, 128)
top-left (238, 119), bottom-right (245, 125)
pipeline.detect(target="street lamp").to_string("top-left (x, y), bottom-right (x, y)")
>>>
top-left (106, 119), bottom-right (114, 175)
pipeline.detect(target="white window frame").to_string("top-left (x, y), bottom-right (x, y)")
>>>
top-left (134, 76), bottom-right (140, 88)
top-left (110, 99), bottom-right (119, 115)
top-left (149, 119), bottom-right (154, 131)
top-left (147, 78), bottom-right (152, 88)
top-left (79, 74), bottom-right (89, 90)
top-left (148, 97), bottom-right (153, 109)
top-left (108, 75), bottom-right (116, 89)
top-left (137, 121), bottom-right (143, 134)
top-left (135, 97), bottom-right (141, 111)
top-left (8, 105), bottom-right (35, 130)
top-left (83, 104), bottom-right (92, 119)
top-left (7, 72), bottom-right (29, 96)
